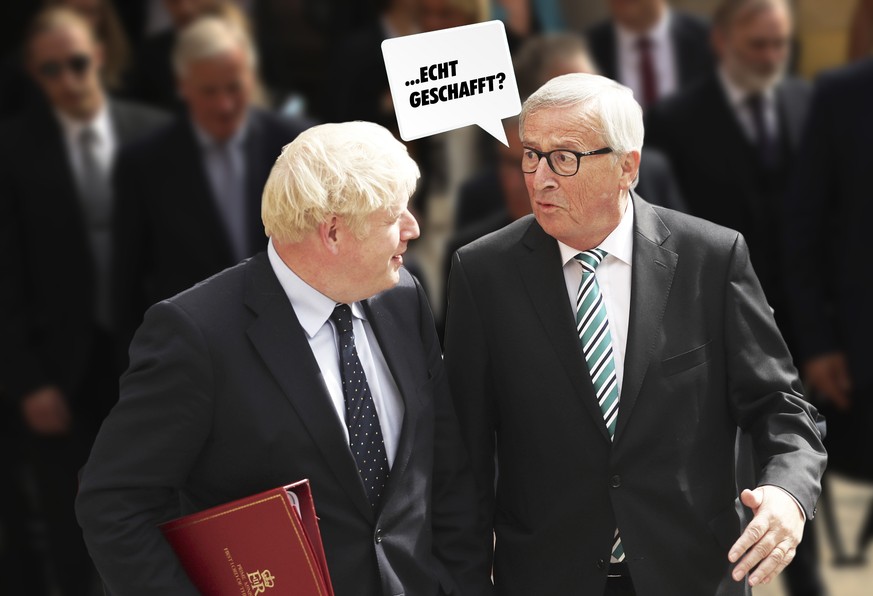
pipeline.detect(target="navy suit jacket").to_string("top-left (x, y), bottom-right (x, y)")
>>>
top-left (77, 256), bottom-right (491, 596)
top-left (782, 59), bottom-right (873, 385)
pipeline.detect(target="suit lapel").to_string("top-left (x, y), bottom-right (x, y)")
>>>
top-left (244, 254), bottom-right (374, 521)
top-left (518, 221), bottom-right (612, 443)
top-left (360, 296), bottom-right (421, 510)
top-left (177, 121), bottom-right (236, 265)
top-left (616, 195), bottom-right (677, 441)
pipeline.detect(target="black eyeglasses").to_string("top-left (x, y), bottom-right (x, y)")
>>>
top-left (36, 54), bottom-right (91, 80)
top-left (521, 146), bottom-right (613, 176)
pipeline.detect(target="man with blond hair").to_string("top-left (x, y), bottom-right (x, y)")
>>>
top-left (77, 121), bottom-right (490, 596)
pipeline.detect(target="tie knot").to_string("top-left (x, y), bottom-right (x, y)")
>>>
top-left (575, 249), bottom-right (607, 274)
top-left (636, 36), bottom-right (653, 51)
top-left (330, 303), bottom-right (354, 334)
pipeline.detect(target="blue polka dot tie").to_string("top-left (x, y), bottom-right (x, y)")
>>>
top-left (330, 304), bottom-right (390, 509)
top-left (575, 250), bottom-right (625, 563)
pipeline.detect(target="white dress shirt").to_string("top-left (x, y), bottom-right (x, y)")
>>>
top-left (615, 9), bottom-right (678, 105)
top-left (718, 67), bottom-right (780, 145)
top-left (558, 198), bottom-right (634, 394)
top-left (267, 240), bottom-right (404, 465)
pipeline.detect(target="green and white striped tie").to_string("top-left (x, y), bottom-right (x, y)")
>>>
top-left (575, 249), bottom-right (625, 563)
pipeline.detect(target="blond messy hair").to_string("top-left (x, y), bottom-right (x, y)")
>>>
top-left (262, 122), bottom-right (420, 243)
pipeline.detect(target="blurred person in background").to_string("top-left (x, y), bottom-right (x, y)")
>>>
top-left (645, 1), bottom-right (822, 593)
top-left (254, 0), bottom-right (379, 121)
top-left (112, 15), bottom-right (308, 365)
top-left (0, 7), bottom-right (167, 594)
top-left (586, 0), bottom-right (715, 109)
top-left (125, 0), bottom-right (219, 111)
top-left (645, 0), bottom-right (807, 347)
top-left (46, 0), bottom-right (132, 93)
top-left (783, 56), bottom-right (873, 568)
top-left (332, 0), bottom-right (419, 130)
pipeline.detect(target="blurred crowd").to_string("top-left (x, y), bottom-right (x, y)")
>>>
top-left (0, 0), bottom-right (871, 594)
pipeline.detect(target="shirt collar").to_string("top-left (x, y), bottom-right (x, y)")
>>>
top-left (717, 65), bottom-right (777, 109)
top-left (558, 196), bottom-right (635, 267)
top-left (616, 7), bottom-right (672, 49)
top-left (267, 239), bottom-right (367, 338)
top-left (54, 100), bottom-right (112, 144)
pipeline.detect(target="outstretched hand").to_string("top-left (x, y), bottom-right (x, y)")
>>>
top-left (728, 486), bottom-right (805, 587)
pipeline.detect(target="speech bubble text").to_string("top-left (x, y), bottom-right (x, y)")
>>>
top-left (382, 21), bottom-right (520, 145)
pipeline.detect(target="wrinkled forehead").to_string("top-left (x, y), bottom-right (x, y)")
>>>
top-left (521, 105), bottom-right (604, 150)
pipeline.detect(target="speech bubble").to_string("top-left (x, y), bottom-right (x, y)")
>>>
top-left (381, 20), bottom-right (521, 146)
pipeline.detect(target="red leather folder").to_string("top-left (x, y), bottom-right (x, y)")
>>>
top-left (159, 479), bottom-right (334, 596)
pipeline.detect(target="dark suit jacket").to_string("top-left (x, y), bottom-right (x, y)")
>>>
top-left (443, 195), bottom-right (825, 595)
top-left (125, 30), bottom-right (182, 113)
top-left (645, 75), bottom-right (810, 325)
top-left (586, 11), bottom-right (714, 95)
top-left (782, 59), bottom-right (873, 384)
top-left (76, 255), bottom-right (490, 596)
top-left (111, 109), bottom-right (307, 358)
top-left (0, 99), bottom-right (167, 403)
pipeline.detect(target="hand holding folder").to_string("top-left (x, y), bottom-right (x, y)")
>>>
top-left (159, 479), bottom-right (334, 596)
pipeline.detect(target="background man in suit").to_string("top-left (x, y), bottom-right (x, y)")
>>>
top-left (586, 0), bottom-right (715, 109)
top-left (0, 7), bottom-right (167, 595)
top-left (112, 15), bottom-right (307, 361)
top-left (783, 57), bottom-right (873, 562)
top-left (645, 0), bottom-right (807, 355)
top-left (443, 73), bottom-right (825, 595)
top-left (76, 121), bottom-right (490, 596)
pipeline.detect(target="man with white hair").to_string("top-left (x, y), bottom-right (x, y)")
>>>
top-left (443, 72), bottom-right (825, 595)
top-left (112, 14), bottom-right (307, 363)
top-left (77, 121), bottom-right (490, 595)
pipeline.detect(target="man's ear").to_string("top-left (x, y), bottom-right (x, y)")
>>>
top-left (318, 216), bottom-right (341, 254)
top-left (619, 150), bottom-right (641, 191)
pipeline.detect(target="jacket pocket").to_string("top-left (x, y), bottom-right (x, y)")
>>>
top-left (661, 340), bottom-right (712, 377)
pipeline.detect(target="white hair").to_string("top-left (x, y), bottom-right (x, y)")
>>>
top-left (172, 15), bottom-right (257, 77)
top-left (262, 122), bottom-right (420, 243)
top-left (520, 73), bottom-right (645, 187)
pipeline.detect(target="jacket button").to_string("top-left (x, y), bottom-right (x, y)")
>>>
top-left (375, 529), bottom-right (383, 544)
top-left (597, 559), bottom-right (606, 570)
top-left (611, 474), bottom-right (622, 488)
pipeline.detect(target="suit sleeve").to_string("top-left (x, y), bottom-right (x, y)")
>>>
top-left (75, 300), bottom-right (215, 595)
top-left (442, 252), bottom-right (497, 581)
top-left (723, 233), bottom-right (827, 518)
top-left (416, 276), bottom-right (494, 595)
